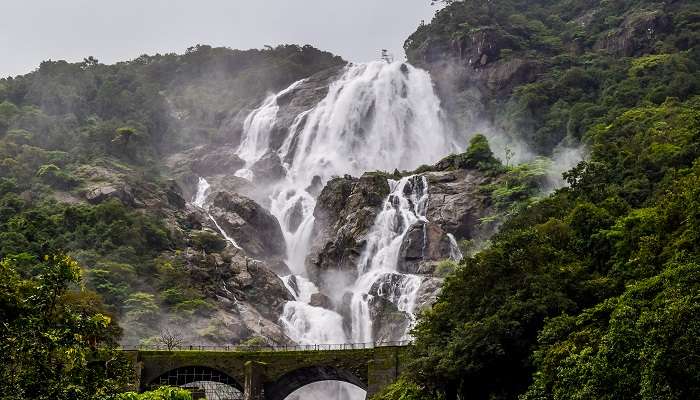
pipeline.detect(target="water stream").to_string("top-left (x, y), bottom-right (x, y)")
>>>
top-left (229, 61), bottom-right (462, 346)
top-left (199, 61), bottom-right (461, 398)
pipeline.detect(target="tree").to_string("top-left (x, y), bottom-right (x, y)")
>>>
top-left (157, 328), bottom-right (184, 351)
top-left (0, 254), bottom-right (133, 399)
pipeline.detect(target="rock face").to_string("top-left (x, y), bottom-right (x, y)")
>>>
top-left (397, 221), bottom-right (452, 274)
top-left (84, 184), bottom-right (135, 206)
top-left (593, 9), bottom-right (670, 56)
top-left (307, 173), bottom-right (390, 283)
top-left (208, 191), bottom-right (287, 261)
top-left (423, 169), bottom-right (497, 239)
top-left (250, 152), bottom-right (286, 183)
top-left (267, 66), bottom-right (344, 163)
top-left (216, 66), bottom-right (344, 161)
top-left (165, 246), bottom-right (294, 345)
top-left (306, 159), bottom-right (503, 341)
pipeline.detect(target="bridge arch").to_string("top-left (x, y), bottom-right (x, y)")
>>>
top-left (263, 365), bottom-right (367, 400)
top-left (148, 365), bottom-right (244, 392)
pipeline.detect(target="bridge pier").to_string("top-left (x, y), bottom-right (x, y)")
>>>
top-left (244, 361), bottom-right (266, 400)
top-left (367, 346), bottom-right (403, 398)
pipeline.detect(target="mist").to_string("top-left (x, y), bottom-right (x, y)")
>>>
top-left (1, 0), bottom-right (439, 77)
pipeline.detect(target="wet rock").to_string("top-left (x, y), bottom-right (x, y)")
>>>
top-left (227, 255), bottom-right (294, 319)
top-left (167, 145), bottom-right (245, 177)
top-left (414, 277), bottom-right (443, 311)
top-left (165, 180), bottom-right (186, 209)
top-left (183, 204), bottom-right (210, 230)
top-left (370, 298), bottom-right (411, 343)
top-left (423, 169), bottom-right (498, 240)
top-left (305, 175), bottom-right (324, 197)
top-left (307, 173), bottom-right (390, 284)
top-left (309, 293), bottom-right (333, 310)
top-left (286, 275), bottom-right (300, 299)
top-left (398, 221), bottom-right (452, 274)
top-left (209, 191), bottom-right (287, 260)
top-left (85, 184), bottom-right (134, 206)
top-left (286, 198), bottom-right (305, 233)
top-left (250, 152), bottom-right (286, 183)
top-left (192, 146), bottom-right (246, 176)
top-left (268, 66), bottom-right (344, 160)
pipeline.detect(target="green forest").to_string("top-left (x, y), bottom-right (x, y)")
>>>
top-left (377, 0), bottom-right (700, 399)
top-left (2, 0), bottom-right (700, 399)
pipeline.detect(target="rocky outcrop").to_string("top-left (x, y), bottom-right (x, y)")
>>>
top-left (84, 184), bottom-right (135, 206)
top-left (208, 191), bottom-right (287, 261)
top-left (306, 173), bottom-right (390, 282)
top-left (250, 152), bottom-right (286, 183)
top-left (594, 8), bottom-right (670, 56)
top-left (265, 66), bottom-right (344, 162)
top-left (165, 246), bottom-right (294, 345)
top-left (423, 168), bottom-right (497, 239)
top-left (397, 221), bottom-right (452, 274)
top-left (165, 144), bottom-right (248, 200)
top-left (167, 144), bottom-right (245, 177)
top-left (215, 66), bottom-right (344, 162)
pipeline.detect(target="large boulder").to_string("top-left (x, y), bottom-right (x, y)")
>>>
top-left (397, 221), bottom-right (453, 274)
top-left (151, 245), bottom-right (295, 346)
top-left (208, 191), bottom-right (287, 260)
top-left (167, 144), bottom-right (246, 177)
top-left (423, 169), bottom-right (498, 240)
top-left (84, 184), bottom-right (135, 206)
top-left (250, 152), bottom-right (286, 183)
top-left (307, 173), bottom-right (390, 283)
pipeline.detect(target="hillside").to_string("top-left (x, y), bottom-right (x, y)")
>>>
top-left (371, 1), bottom-right (700, 399)
top-left (0, 44), bottom-right (344, 345)
top-left (406, 0), bottom-right (699, 154)
top-left (1, 1), bottom-right (699, 399)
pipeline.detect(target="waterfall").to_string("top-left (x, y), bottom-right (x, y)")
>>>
top-left (229, 61), bottom-right (461, 349)
top-left (193, 177), bottom-right (241, 249)
top-left (235, 79), bottom-right (306, 181)
top-left (447, 233), bottom-right (464, 261)
top-left (350, 176), bottom-right (428, 342)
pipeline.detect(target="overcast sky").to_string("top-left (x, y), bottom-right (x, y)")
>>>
top-left (1, 0), bottom-right (441, 77)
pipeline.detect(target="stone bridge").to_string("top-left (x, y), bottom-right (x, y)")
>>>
top-left (125, 344), bottom-right (410, 400)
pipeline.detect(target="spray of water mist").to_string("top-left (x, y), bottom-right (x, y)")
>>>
top-left (230, 60), bottom-right (462, 348)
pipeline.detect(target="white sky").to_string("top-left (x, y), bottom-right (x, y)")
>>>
top-left (1, 0), bottom-right (441, 77)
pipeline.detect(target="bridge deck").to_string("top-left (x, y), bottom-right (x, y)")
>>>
top-left (122, 340), bottom-right (410, 352)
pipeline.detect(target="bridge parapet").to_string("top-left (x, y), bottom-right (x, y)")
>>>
top-left (127, 343), bottom-right (411, 400)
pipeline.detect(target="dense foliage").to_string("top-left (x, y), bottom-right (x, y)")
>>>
top-left (117, 387), bottom-right (192, 400)
top-left (371, 1), bottom-right (700, 399)
top-left (0, 44), bottom-right (343, 344)
top-left (0, 254), bottom-right (133, 399)
top-left (407, 0), bottom-right (700, 154)
top-left (388, 70), bottom-right (700, 400)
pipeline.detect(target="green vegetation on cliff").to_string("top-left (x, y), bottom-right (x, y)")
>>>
top-left (368, 1), bottom-right (700, 399)
top-left (0, 44), bottom-right (343, 343)
top-left (407, 0), bottom-right (700, 153)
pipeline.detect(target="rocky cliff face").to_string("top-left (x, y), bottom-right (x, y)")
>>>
top-left (405, 0), bottom-right (682, 154)
top-left (207, 191), bottom-right (287, 263)
top-left (307, 173), bottom-right (390, 284)
top-left (305, 155), bottom-right (504, 338)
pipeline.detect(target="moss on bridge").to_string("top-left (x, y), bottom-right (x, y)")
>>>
top-left (131, 346), bottom-right (410, 398)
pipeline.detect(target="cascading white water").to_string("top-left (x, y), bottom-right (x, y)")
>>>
top-left (231, 61), bottom-right (461, 351)
top-left (350, 176), bottom-right (429, 342)
top-left (447, 233), bottom-right (464, 261)
top-left (193, 177), bottom-right (241, 249)
top-left (235, 79), bottom-right (306, 181)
